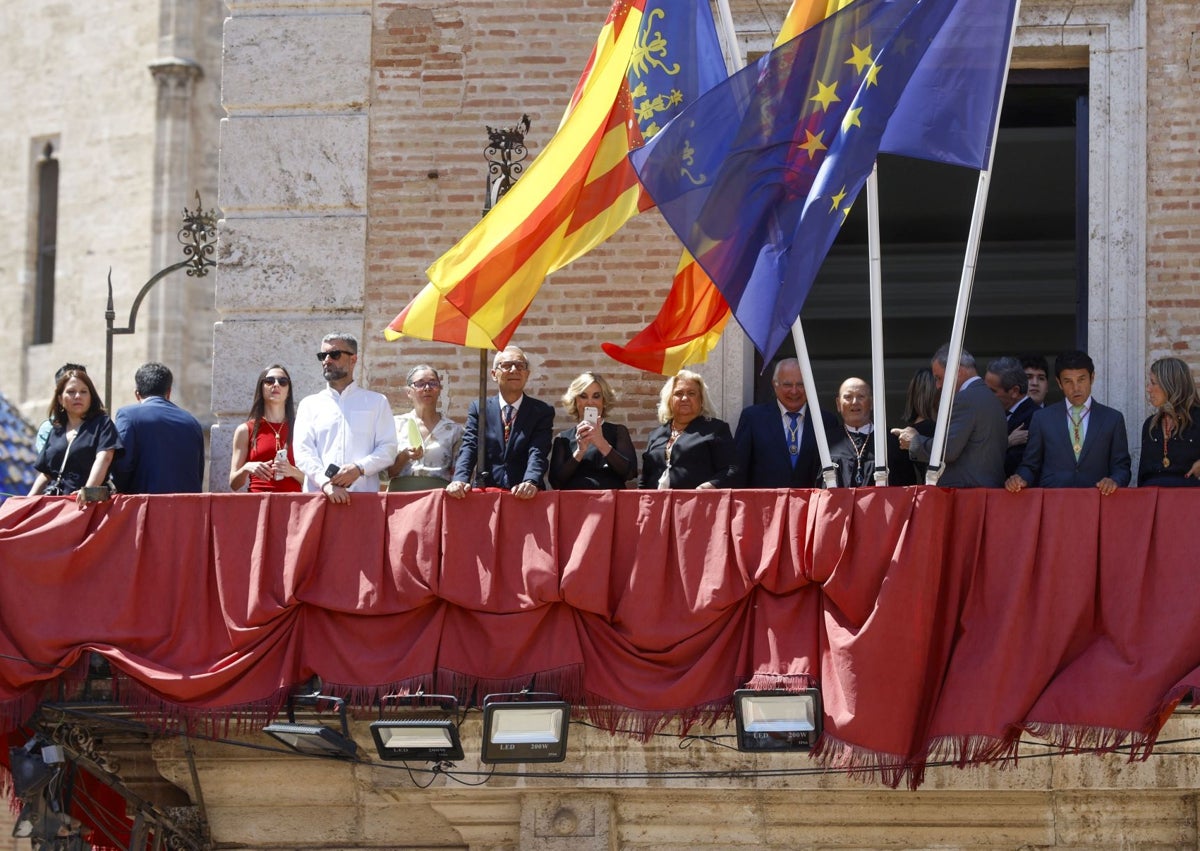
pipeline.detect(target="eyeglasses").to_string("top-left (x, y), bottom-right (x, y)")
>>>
top-left (263, 376), bottom-right (291, 386)
top-left (494, 361), bottom-right (528, 373)
top-left (410, 381), bottom-right (442, 390)
top-left (316, 350), bottom-right (354, 362)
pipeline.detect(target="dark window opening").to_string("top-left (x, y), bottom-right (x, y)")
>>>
top-left (33, 142), bottom-right (59, 345)
top-left (754, 71), bottom-right (1089, 418)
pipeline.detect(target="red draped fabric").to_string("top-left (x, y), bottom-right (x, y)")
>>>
top-left (0, 488), bottom-right (1197, 788)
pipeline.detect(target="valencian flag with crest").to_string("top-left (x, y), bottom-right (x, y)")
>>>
top-left (630, 0), bottom-right (1017, 361)
top-left (385, 0), bottom-right (726, 349)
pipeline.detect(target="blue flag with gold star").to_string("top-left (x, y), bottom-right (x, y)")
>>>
top-left (629, 0), bottom-right (1016, 360)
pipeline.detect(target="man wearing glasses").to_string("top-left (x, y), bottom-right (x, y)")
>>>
top-left (731, 358), bottom-right (838, 488)
top-left (446, 346), bottom-right (554, 499)
top-left (293, 333), bottom-right (398, 503)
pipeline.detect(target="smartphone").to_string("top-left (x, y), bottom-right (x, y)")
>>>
top-left (275, 449), bottom-right (289, 480)
top-left (325, 463), bottom-right (341, 479)
top-left (583, 406), bottom-right (599, 426)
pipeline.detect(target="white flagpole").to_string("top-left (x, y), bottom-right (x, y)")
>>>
top-left (713, 0), bottom-right (835, 486)
top-left (924, 0), bottom-right (1022, 485)
top-left (790, 317), bottom-right (838, 488)
top-left (866, 163), bottom-right (889, 485)
top-left (712, 0), bottom-right (744, 73)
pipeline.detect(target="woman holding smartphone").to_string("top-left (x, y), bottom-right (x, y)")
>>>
top-left (229, 364), bottom-right (304, 492)
top-left (549, 372), bottom-right (637, 490)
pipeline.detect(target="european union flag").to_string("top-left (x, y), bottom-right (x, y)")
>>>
top-left (630, 0), bottom-right (1017, 360)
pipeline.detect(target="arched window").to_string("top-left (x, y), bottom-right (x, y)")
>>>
top-left (33, 141), bottom-right (58, 345)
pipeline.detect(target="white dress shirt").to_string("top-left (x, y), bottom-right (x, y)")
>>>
top-left (293, 382), bottom-right (398, 493)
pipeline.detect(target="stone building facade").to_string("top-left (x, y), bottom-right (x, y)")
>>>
top-left (0, 0), bottom-right (223, 432)
top-left (2, 0), bottom-right (1199, 847)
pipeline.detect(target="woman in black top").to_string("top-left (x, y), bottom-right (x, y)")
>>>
top-left (549, 372), bottom-right (637, 490)
top-left (1138, 356), bottom-right (1200, 486)
top-left (902, 367), bottom-right (939, 483)
top-left (30, 368), bottom-right (121, 502)
top-left (639, 370), bottom-right (735, 490)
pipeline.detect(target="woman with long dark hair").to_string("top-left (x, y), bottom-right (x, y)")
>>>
top-left (29, 368), bottom-right (120, 502)
top-left (229, 364), bottom-right (303, 492)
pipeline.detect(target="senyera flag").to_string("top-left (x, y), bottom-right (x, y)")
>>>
top-left (631, 0), bottom-right (1018, 362)
top-left (603, 0), bottom-right (857, 375)
top-left (384, 0), bottom-right (725, 349)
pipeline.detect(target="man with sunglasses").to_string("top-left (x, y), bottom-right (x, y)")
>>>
top-left (293, 333), bottom-right (397, 504)
top-left (447, 346), bottom-right (554, 499)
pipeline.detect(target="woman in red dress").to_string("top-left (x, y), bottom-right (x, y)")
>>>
top-left (228, 365), bottom-right (304, 492)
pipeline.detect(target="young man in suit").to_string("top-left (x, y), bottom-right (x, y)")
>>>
top-left (893, 344), bottom-right (1007, 488)
top-left (732, 358), bottom-right (837, 488)
top-left (447, 346), bottom-right (554, 499)
top-left (1005, 350), bottom-right (1131, 495)
top-left (111, 362), bottom-right (205, 493)
top-left (985, 356), bottom-right (1038, 478)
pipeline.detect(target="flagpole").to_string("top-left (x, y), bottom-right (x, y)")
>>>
top-left (924, 0), bottom-right (1021, 485)
top-left (790, 317), bottom-right (838, 488)
top-left (713, 0), bottom-right (838, 486)
top-left (866, 162), bottom-right (889, 485)
top-left (712, 0), bottom-right (743, 72)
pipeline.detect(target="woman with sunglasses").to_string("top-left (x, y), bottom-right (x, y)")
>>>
top-left (386, 365), bottom-right (463, 491)
top-left (229, 365), bottom-right (303, 492)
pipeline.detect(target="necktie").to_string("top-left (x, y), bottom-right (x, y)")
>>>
top-left (786, 412), bottom-right (801, 467)
top-left (502, 404), bottom-right (515, 443)
top-left (1069, 404), bottom-right (1085, 459)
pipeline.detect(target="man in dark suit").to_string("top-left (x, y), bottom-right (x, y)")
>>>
top-left (447, 346), bottom-right (554, 499)
top-left (732, 358), bottom-right (837, 488)
top-left (893, 345), bottom-right (1007, 488)
top-left (985, 356), bottom-right (1037, 478)
top-left (1005, 350), bottom-right (1131, 495)
top-left (111, 362), bottom-right (205, 493)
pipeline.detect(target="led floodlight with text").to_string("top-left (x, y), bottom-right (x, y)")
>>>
top-left (370, 693), bottom-right (464, 762)
top-left (481, 692), bottom-right (570, 764)
top-left (733, 687), bottom-right (823, 752)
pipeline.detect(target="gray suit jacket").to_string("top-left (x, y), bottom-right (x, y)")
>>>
top-left (1014, 399), bottom-right (1131, 488)
top-left (908, 377), bottom-right (1007, 488)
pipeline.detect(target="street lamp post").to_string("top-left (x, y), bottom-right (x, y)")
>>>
top-left (104, 192), bottom-right (218, 408)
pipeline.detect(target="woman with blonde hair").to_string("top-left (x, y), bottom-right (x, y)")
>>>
top-left (1137, 356), bottom-right (1200, 486)
top-left (548, 372), bottom-right (636, 489)
top-left (638, 370), bottom-right (734, 490)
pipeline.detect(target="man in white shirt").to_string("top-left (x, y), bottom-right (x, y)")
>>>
top-left (293, 333), bottom-right (398, 504)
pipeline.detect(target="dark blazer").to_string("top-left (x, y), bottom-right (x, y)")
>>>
top-left (453, 394), bottom-right (555, 489)
top-left (1137, 406), bottom-right (1200, 486)
top-left (1015, 399), bottom-right (1132, 488)
top-left (732, 402), bottom-right (838, 488)
top-left (639, 417), bottom-right (735, 490)
top-left (909, 377), bottom-right (1007, 488)
top-left (1003, 396), bottom-right (1038, 478)
top-left (111, 396), bottom-right (205, 493)
top-left (549, 421), bottom-right (637, 490)
top-left (826, 425), bottom-right (916, 488)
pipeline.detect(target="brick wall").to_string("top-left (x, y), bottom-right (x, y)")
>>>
top-left (1145, 3), bottom-right (1200, 374)
top-left (365, 0), bottom-right (718, 456)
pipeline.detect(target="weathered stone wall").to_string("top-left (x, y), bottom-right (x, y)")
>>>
top-left (0, 0), bottom-right (222, 425)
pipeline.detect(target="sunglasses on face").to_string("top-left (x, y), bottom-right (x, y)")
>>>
top-left (410, 381), bottom-right (442, 390)
top-left (494, 361), bottom-right (528, 373)
top-left (262, 376), bottom-right (290, 386)
top-left (316, 350), bottom-right (353, 362)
